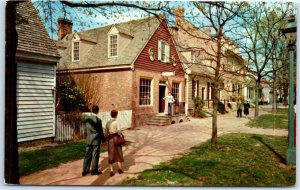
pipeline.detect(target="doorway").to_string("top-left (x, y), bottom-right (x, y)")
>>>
top-left (159, 85), bottom-right (166, 113)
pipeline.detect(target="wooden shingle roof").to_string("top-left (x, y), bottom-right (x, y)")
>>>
top-left (16, 1), bottom-right (60, 58)
top-left (58, 16), bottom-right (161, 70)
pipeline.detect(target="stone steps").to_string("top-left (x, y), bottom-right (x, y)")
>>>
top-left (147, 115), bottom-right (170, 126)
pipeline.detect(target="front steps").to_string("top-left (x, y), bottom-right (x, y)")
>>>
top-left (147, 114), bottom-right (188, 126)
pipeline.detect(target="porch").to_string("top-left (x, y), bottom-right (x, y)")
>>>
top-left (147, 102), bottom-right (188, 126)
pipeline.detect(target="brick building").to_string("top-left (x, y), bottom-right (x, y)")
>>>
top-left (56, 17), bottom-right (185, 128)
top-left (170, 8), bottom-right (246, 113)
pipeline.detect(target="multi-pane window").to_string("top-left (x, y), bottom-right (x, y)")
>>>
top-left (109, 35), bottom-right (118, 57)
top-left (139, 79), bottom-right (151, 105)
top-left (73, 41), bottom-right (80, 61)
top-left (158, 40), bottom-right (170, 62)
top-left (172, 82), bottom-right (180, 102)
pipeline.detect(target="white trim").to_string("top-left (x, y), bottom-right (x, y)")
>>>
top-left (158, 40), bottom-right (162, 61)
top-left (57, 65), bottom-right (132, 74)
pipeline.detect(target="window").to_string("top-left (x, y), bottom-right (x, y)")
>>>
top-left (139, 79), bottom-right (151, 105)
top-left (72, 41), bottom-right (80, 61)
top-left (109, 35), bottom-right (118, 57)
top-left (172, 82), bottom-right (180, 102)
top-left (158, 40), bottom-right (170, 62)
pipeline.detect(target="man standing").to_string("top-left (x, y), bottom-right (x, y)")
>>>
top-left (237, 100), bottom-right (243, 118)
top-left (82, 105), bottom-right (105, 176)
top-left (163, 92), bottom-right (175, 115)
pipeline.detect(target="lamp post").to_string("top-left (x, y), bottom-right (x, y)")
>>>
top-left (281, 16), bottom-right (297, 165)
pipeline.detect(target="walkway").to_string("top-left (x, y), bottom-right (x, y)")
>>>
top-left (20, 108), bottom-right (288, 185)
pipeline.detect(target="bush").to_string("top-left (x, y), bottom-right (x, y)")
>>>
top-left (56, 81), bottom-right (86, 112)
top-left (227, 102), bottom-right (232, 109)
top-left (217, 101), bottom-right (227, 114)
top-left (193, 97), bottom-right (206, 118)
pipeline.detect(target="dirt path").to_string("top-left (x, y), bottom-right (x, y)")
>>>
top-left (20, 108), bottom-right (288, 185)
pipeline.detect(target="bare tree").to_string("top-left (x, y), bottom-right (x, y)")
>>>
top-left (173, 2), bottom-right (246, 147)
top-left (233, 2), bottom-right (294, 118)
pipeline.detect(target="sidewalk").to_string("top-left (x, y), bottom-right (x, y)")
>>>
top-left (20, 108), bottom-right (288, 185)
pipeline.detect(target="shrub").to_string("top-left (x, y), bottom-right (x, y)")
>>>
top-left (56, 81), bottom-right (86, 113)
top-left (227, 102), bottom-right (232, 109)
top-left (217, 101), bottom-right (227, 114)
top-left (193, 97), bottom-right (206, 118)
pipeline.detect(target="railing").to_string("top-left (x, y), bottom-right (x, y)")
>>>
top-left (172, 102), bottom-right (185, 115)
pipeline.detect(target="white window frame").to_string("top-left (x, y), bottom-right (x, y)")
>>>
top-left (139, 78), bottom-right (153, 106)
top-left (108, 34), bottom-right (118, 57)
top-left (72, 41), bottom-right (80, 62)
top-left (158, 40), bottom-right (170, 63)
top-left (172, 82), bottom-right (180, 102)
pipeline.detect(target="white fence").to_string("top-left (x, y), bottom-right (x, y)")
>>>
top-left (54, 110), bottom-right (132, 142)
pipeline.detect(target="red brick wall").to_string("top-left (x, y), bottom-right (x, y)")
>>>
top-left (132, 21), bottom-right (186, 127)
top-left (132, 69), bottom-right (185, 127)
top-left (134, 21), bottom-right (185, 76)
top-left (62, 70), bottom-right (133, 112)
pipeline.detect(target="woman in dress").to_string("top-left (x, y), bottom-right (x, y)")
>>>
top-left (105, 110), bottom-right (124, 177)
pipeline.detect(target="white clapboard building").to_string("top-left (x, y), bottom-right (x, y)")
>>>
top-left (16, 1), bottom-right (60, 143)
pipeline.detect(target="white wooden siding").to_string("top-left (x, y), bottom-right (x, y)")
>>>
top-left (17, 61), bottom-right (56, 142)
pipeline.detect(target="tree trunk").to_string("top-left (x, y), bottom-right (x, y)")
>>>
top-left (5, 1), bottom-right (20, 184)
top-left (254, 80), bottom-right (260, 119)
top-left (272, 81), bottom-right (277, 113)
top-left (211, 31), bottom-right (222, 147)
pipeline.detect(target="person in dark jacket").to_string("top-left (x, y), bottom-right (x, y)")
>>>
top-left (82, 105), bottom-right (105, 176)
top-left (243, 101), bottom-right (250, 116)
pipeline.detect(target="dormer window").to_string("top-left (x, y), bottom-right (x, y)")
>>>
top-left (109, 35), bottom-right (118, 57)
top-left (158, 40), bottom-right (170, 62)
top-left (72, 41), bottom-right (80, 62)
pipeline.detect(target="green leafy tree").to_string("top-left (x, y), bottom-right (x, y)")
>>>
top-left (56, 81), bottom-right (86, 112)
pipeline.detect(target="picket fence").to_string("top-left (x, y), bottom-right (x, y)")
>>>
top-left (54, 110), bottom-right (132, 142)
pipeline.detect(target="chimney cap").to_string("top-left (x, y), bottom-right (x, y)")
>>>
top-left (58, 18), bottom-right (73, 25)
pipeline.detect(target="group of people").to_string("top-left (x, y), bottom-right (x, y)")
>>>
top-left (82, 106), bottom-right (124, 177)
top-left (236, 100), bottom-right (250, 118)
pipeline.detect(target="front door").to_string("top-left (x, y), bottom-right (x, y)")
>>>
top-left (159, 85), bottom-right (166, 113)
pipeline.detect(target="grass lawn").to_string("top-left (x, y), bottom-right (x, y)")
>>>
top-left (19, 140), bottom-right (107, 176)
top-left (122, 134), bottom-right (295, 187)
top-left (247, 108), bottom-right (289, 129)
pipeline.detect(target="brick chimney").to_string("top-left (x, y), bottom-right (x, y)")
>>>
top-left (204, 27), bottom-right (211, 35)
top-left (58, 18), bottom-right (73, 40)
top-left (174, 7), bottom-right (185, 27)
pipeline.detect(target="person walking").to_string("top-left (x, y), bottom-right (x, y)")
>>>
top-left (237, 100), bottom-right (243, 117)
top-left (82, 105), bottom-right (105, 176)
top-left (105, 110), bottom-right (124, 177)
top-left (243, 101), bottom-right (250, 117)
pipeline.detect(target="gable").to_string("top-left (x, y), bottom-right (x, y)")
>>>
top-left (134, 20), bottom-right (184, 77)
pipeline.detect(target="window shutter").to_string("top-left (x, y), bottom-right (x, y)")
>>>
top-left (158, 40), bottom-right (162, 61)
top-left (166, 43), bottom-right (170, 62)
